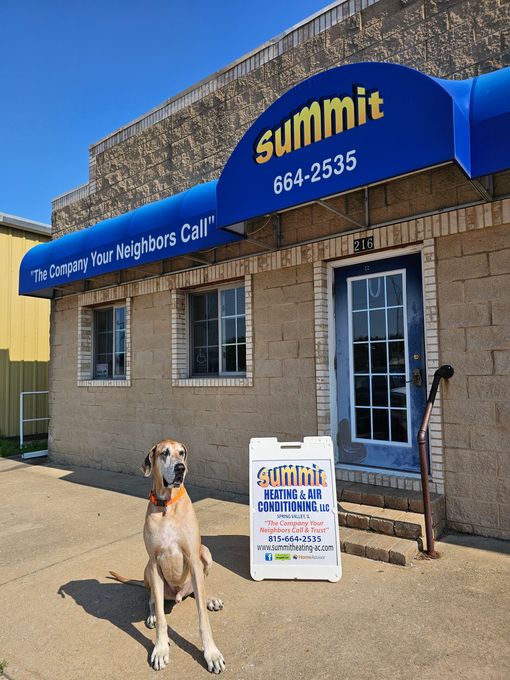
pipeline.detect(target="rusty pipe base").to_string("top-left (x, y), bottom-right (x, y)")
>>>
top-left (418, 550), bottom-right (441, 560)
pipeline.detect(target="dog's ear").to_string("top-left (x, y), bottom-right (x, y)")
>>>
top-left (142, 445), bottom-right (156, 477)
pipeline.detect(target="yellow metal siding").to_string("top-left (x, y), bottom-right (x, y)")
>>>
top-left (0, 226), bottom-right (50, 437)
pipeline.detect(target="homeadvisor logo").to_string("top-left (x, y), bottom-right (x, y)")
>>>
top-left (253, 85), bottom-right (384, 164)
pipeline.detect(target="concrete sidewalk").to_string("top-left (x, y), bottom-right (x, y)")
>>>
top-left (0, 457), bottom-right (509, 680)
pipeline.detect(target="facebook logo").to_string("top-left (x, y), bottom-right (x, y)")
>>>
top-left (265, 553), bottom-right (273, 561)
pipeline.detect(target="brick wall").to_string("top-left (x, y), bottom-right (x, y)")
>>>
top-left (437, 223), bottom-right (510, 539)
top-left (52, 0), bottom-right (509, 237)
top-left (47, 0), bottom-right (510, 534)
top-left (49, 265), bottom-right (317, 493)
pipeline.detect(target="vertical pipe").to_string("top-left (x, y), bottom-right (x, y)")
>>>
top-left (418, 401), bottom-right (436, 556)
top-left (417, 365), bottom-right (454, 558)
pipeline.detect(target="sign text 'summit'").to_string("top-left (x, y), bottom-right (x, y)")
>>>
top-left (253, 85), bottom-right (384, 164)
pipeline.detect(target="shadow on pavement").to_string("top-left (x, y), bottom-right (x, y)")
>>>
top-left (440, 531), bottom-right (510, 555)
top-left (40, 460), bottom-right (249, 507)
top-left (202, 535), bottom-right (251, 581)
top-left (57, 579), bottom-right (206, 670)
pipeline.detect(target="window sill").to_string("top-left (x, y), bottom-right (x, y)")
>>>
top-left (78, 379), bottom-right (131, 388)
top-left (172, 377), bottom-right (253, 388)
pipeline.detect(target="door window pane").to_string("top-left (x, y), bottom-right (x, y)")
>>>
top-left (386, 274), bottom-right (403, 306)
top-left (389, 342), bottom-right (406, 372)
top-left (355, 409), bottom-right (371, 439)
top-left (370, 309), bottom-right (386, 340)
top-left (372, 375), bottom-right (388, 407)
top-left (370, 343), bottom-right (387, 373)
top-left (368, 277), bottom-right (385, 308)
top-left (355, 376), bottom-right (370, 406)
top-left (353, 344), bottom-right (369, 373)
top-left (390, 376), bottom-right (407, 407)
top-left (387, 307), bottom-right (404, 339)
top-left (352, 312), bottom-right (368, 341)
top-left (373, 409), bottom-right (390, 440)
top-left (351, 279), bottom-right (367, 310)
top-left (391, 410), bottom-right (408, 442)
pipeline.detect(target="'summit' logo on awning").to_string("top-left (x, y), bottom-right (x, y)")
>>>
top-left (253, 85), bottom-right (384, 165)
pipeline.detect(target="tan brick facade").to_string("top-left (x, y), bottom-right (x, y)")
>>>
top-left (437, 223), bottom-right (510, 539)
top-left (49, 193), bottom-right (510, 537)
top-left (48, 0), bottom-right (510, 540)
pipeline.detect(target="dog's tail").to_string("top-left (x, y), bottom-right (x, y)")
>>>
top-left (108, 570), bottom-right (145, 588)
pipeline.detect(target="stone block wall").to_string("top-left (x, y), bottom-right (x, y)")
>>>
top-left (49, 264), bottom-right (317, 493)
top-left (52, 0), bottom-right (510, 237)
top-left (46, 0), bottom-right (510, 534)
top-left (437, 223), bottom-right (510, 539)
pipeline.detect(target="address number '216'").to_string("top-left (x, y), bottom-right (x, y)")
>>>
top-left (353, 236), bottom-right (374, 252)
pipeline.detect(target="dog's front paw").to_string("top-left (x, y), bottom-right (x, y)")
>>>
top-left (204, 646), bottom-right (225, 674)
top-left (146, 613), bottom-right (156, 628)
top-left (207, 597), bottom-right (224, 612)
top-left (151, 641), bottom-right (170, 670)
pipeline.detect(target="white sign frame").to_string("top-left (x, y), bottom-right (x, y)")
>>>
top-left (249, 437), bottom-right (341, 582)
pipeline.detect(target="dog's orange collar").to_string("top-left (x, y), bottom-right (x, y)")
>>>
top-left (149, 485), bottom-right (186, 508)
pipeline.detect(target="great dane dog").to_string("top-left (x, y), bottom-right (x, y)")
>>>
top-left (110, 439), bottom-right (225, 673)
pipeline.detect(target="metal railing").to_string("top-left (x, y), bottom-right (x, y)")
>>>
top-left (417, 365), bottom-right (454, 557)
top-left (19, 390), bottom-right (49, 459)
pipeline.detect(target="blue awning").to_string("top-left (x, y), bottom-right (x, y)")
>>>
top-left (21, 64), bottom-right (510, 298)
top-left (217, 63), bottom-right (510, 229)
top-left (20, 180), bottom-right (242, 298)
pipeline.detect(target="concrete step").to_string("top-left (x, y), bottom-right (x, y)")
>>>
top-left (338, 501), bottom-right (426, 544)
top-left (336, 479), bottom-right (445, 535)
top-left (340, 527), bottom-right (419, 566)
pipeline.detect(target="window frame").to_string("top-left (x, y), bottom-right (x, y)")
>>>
top-left (92, 302), bottom-right (127, 381)
top-left (188, 282), bottom-right (247, 378)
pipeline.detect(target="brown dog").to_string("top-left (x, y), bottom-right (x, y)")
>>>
top-left (110, 439), bottom-right (225, 673)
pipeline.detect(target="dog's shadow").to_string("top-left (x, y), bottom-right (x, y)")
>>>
top-left (202, 534), bottom-right (251, 581)
top-left (57, 580), bottom-right (205, 669)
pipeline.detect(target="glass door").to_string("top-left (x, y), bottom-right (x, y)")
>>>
top-left (334, 253), bottom-right (427, 472)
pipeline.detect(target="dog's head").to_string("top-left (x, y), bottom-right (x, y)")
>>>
top-left (143, 439), bottom-right (188, 488)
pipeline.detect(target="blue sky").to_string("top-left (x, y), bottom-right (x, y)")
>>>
top-left (0, 0), bottom-right (331, 224)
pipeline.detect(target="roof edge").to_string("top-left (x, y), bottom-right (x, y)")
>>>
top-left (0, 211), bottom-right (51, 236)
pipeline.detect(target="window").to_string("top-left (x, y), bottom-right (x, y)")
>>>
top-left (189, 286), bottom-right (246, 376)
top-left (93, 304), bottom-right (126, 379)
top-left (349, 271), bottom-right (409, 445)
